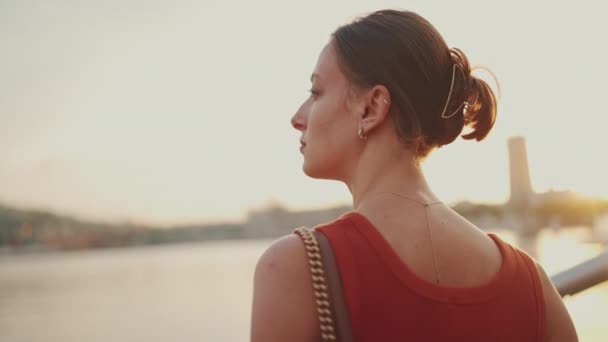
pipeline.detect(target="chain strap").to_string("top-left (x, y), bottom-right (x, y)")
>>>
top-left (293, 227), bottom-right (337, 341)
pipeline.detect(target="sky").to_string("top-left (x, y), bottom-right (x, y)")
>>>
top-left (1, 0), bottom-right (607, 226)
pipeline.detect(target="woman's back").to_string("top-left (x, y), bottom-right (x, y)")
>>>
top-left (316, 209), bottom-right (545, 341)
top-left (354, 197), bottom-right (504, 289)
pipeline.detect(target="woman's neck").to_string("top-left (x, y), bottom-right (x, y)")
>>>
top-left (346, 140), bottom-right (439, 210)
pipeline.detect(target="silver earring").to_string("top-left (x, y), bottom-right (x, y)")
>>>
top-left (383, 98), bottom-right (389, 104)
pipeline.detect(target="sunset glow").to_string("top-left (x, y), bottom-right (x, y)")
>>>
top-left (1, 1), bottom-right (607, 225)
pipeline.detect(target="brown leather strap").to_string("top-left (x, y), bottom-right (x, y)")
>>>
top-left (314, 230), bottom-right (353, 342)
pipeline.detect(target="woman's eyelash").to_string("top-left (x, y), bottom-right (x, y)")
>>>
top-left (308, 89), bottom-right (320, 96)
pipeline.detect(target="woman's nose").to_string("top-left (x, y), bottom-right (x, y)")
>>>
top-left (291, 115), bottom-right (304, 131)
top-left (291, 107), bottom-right (306, 131)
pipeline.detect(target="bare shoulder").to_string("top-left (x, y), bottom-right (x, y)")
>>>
top-left (250, 233), bottom-right (319, 342)
top-left (533, 262), bottom-right (579, 342)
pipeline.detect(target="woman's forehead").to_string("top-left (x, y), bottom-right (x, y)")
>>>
top-left (311, 43), bottom-right (343, 84)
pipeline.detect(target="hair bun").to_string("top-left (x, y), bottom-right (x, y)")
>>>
top-left (448, 47), bottom-right (498, 142)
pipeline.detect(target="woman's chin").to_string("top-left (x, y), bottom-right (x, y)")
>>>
top-left (302, 161), bottom-right (321, 179)
top-left (302, 161), bottom-right (315, 177)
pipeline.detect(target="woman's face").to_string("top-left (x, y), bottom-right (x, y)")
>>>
top-left (291, 42), bottom-right (363, 181)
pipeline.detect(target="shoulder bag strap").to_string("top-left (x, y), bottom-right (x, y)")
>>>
top-left (293, 227), bottom-right (353, 342)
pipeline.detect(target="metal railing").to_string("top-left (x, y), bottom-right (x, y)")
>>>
top-left (551, 250), bottom-right (608, 297)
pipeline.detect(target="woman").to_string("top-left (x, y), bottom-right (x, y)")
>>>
top-left (251, 9), bottom-right (577, 341)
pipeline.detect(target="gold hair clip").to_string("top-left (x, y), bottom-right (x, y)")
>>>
top-left (440, 64), bottom-right (466, 119)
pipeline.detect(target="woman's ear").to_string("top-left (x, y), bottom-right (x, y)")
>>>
top-left (360, 85), bottom-right (391, 131)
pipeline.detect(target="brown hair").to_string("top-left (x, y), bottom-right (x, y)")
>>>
top-left (332, 10), bottom-right (498, 159)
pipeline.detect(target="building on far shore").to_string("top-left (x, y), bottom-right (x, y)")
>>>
top-left (505, 136), bottom-right (595, 233)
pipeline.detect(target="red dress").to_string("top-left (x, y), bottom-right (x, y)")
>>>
top-left (315, 211), bottom-right (546, 341)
